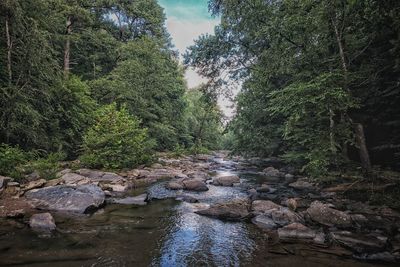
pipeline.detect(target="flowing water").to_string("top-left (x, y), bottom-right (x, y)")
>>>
top-left (0, 157), bottom-right (393, 266)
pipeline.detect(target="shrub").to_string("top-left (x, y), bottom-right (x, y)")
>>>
top-left (80, 104), bottom-right (154, 169)
top-left (0, 144), bottom-right (28, 179)
top-left (27, 152), bottom-right (65, 180)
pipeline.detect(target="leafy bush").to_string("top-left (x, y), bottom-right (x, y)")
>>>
top-left (80, 104), bottom-right (154, 169)
top-left (0, 144), bottom-right (28, 179)
top-left (27, 152), bottom-right (65, 180)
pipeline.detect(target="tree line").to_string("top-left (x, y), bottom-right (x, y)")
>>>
top-left (0, 0), bottom-right (223, 174)
top-left (185, 0), bottom-right (400, 176)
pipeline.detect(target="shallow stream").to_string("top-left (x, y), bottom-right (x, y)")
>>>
top-left (0, 157), bottom-right (393, 266)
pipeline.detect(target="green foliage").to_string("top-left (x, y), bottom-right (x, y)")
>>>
top-left (80, 104), bottom-right (154, 169)
top-left (27, 152), bottom-right (65, 180)
top-left (90, 37), bottom-right (187, 151)
top-left (186, 0), bottom-right (400, 176)
top-left (0, 144), bottom-right (28, 179)
top-left (184, 88), bottom-right (223, 150)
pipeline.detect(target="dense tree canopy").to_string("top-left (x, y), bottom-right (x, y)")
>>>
top-left (185, 0), bottom-right (400, 175)
top-left (0, 0), bottom-right (223, 166)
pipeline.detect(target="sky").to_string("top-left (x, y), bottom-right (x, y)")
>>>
top-left (158, 0), bottom-right (235, 117)
top-left (158, 0), bottom-right (219, 88)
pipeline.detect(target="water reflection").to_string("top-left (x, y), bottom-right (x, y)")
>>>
top-left (154, 202), bottom-right (255, 267)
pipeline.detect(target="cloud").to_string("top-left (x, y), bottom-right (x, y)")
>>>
top-left (166, 15), bottom-right (219, 89)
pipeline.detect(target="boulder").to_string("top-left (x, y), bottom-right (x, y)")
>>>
top-left (263, 167), bottom-right (281, 177)
top-left (278, 223), bottom-right (316, 240)
top-left (0, 175), bottom-right (12, 189)
top-left (76, 169), bottom-right (124, 182)
top-left (252, 214), bottom-right (278, 230)
top-left (307, 201), bottom-right (352, 228)
top-left (6, 209), bottom-right (25, 218)
top-left (29, 213), bottom-right (56, 232)
top-left (26, 185), bottom-right (105, 214)
top-left (109, 194), bottom-right (147, 205)
top-left (212, 175), bottom-right (240, 186)
top-left (146, 169), bottom-right (177, 179)
top-left (166, 181), bottom-right (184, 190)
top-left (289, 180), bottom-right (315, 190)
top-left (251, 200), bottom-right (281, 214)
top-left (61, 173), bottom-right (87, 185)
top-left (270, 208), bottom-right (303, 226)
top-left (331, 231), bottom-right (387, 253)
top-left (183, 179), bottom-right (208, 191)
top-left (186, 171), bottom-right (209, 181)
top-left (195, 199), bottom-right (250, 220)
top-left (176, 195), bottom-right (199, 203)
top-left (23, 179), bottom-right (47, 191)
top-left (284, 173), bottom-right (294, 179)
top-left (196, 154), bottom-right (210, 161)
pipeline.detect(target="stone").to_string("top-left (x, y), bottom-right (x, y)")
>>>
top-left (24, 179), bottom-right (46, 191)
top-left (270, 208), bottom-right (303, 226)
top-left (26, 185), bottom-right (105, 214)
top-left (263, 167), bottom-right (281, 177)
top-left (278, 223), bottom-right (316, 240)
top-left (256, 184), bottom-right (273, 193)
top-left (286, 198), bottom-right (298, 211)
top-left (284, 173), bottom-right (294, 179)
top-left (45, 178), bottom-right (63, 187)
top-left (289, 180), bottom-right (315, 190)
top-left (251, 200), bottom-right (281, 214)
top-left (56, 168), bottom-right (72, 178)
top-left (248, 188), bottom-right (258, 201)
top-left (183, 179), bottom-right (208, 191)
top-left (196, 154), bottom-right (210, 161)
top-left (331, 231), bottom-right (387, 253)
top-left (166, 181), bottom-right (184, 190)
top-left (176, 195), bottom-right (199, 203)
top-left (6, 209), bottom-right (25, 218)
top-left (76, 169), bottom-right (124, 182)
top-left (252, 215), bottom-right (278, 230)
top-left (186, 171), bottom-right (209, 181)
top-left (151, 163), bottom-right (163, 169)
top-left (110, 194), bottom-right (147, 205)
top-left (0, 175), bottom-right (12, 189)
top-left (101, 183), bottom-right (129, 192)
top-left (29, 213), bottom-right (56, 232)
top-left (61, 173), bottom-right (86, 184)
top-left (307, 201), bottom-right (352, 228)
top-left (195, 199), bottom-right (250, 220)
top-left (212, 175), bottom-right (240, 186)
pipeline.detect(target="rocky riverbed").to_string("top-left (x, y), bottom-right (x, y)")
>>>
top-left (0, 152), bottom-right (399, 266)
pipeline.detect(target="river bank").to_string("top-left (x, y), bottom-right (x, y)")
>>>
top-left (0, 152), bottom-right (399, 266)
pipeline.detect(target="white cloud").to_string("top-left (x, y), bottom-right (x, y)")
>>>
top-left (166, 16), bottom-right (219, 88)
top-left (165, 15), bottom-right (236, 118)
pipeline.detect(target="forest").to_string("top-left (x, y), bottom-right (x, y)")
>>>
top-left (186, 0), bottom-right (400, 177)
top-left (1, 0), bottom-right (400, 266)
top-left (0, 0), bottom-right (222, 175)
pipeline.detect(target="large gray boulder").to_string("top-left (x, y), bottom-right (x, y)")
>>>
top-left (183, 179), bottom-right (208, 191)
top-left (195, 199), bottom-right (250, 220)
top-left (331, 231), bottom-right (387, 253)
top-left (26, 185), bottom-right (105, 214)
top-left (307, 201), bottom-right (352, 228)
top-left (212, 175), bottom-right (240, 186)
top-left (29, 213), bottom-right (56, 232)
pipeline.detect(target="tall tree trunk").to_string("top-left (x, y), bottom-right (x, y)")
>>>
top-left (5, 13), bottom-right (12, 85)
top-left (331, 11), bottom-right (372, 173)
top-left (63, 16), bottom-right (72, 77)
top-left (354, 123), bottom-right (371, 172)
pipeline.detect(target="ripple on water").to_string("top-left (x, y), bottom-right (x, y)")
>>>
top-left (153, 202), bottom-right (256, 267)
